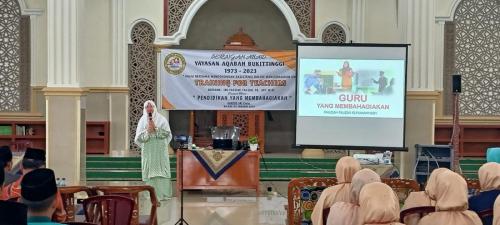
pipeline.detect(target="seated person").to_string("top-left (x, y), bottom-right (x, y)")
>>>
top-left (1, 153), bottom-right (28, 225)
top-left (21, 168), bottom-right (62, 225)
top-left (4, 148), bottom-right (67, 222)
top-left (359, 182), bottom-right (404, 225)
top-left (0, 162), bottom-right (3, 197)
top-left (401, 168), bottom-right (450, 225)
top-left (418, 170), bottom-right (482, 225)
top-left (326, 168), bottom-right (381, 225)
top-left (311, 156), bottom-right (361, 225)
top-left (1, 145), bottom-right (20, 187)
top-left (493, 195), bottom-right (499, 225)
top-left (0, 199), bottom-right (28, 225)
top-left (487, 148), bottom-right (500, 163)
top-left (469, 162), bottom-right (500, 225)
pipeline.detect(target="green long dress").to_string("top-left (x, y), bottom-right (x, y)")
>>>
top-left (136, 128), bottom-right (172, 200)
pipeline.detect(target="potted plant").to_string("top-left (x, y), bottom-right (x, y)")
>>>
top-left (248, 136), bottom-right (258, 151)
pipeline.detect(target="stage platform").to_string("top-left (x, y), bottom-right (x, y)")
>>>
top-left (85, 153), bottom-right (485, 182)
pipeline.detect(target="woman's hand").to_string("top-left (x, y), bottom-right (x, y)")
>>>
top-left (148, 120), bottom-right (156, 133)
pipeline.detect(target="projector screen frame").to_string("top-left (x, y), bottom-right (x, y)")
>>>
top-left (294, 43), bottom-right (410, 151)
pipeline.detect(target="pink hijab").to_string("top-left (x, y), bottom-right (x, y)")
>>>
top-left (326, 168), bottom-right (381, 225)
top-left (359, 182), bottom-right (404, 225)
top-left (478, 162), bottom-right (500, 191)
top-left (417, 170), bottom-right (482, 225)
top-left (401, 168), bottom-right (450, 225)
top-left (312, 156), bottom-right (361, 225)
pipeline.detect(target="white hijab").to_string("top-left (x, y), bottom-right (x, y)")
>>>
top-left (134, 100), bottom-right (172, 148)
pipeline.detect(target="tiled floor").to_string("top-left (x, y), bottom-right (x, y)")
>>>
top-left (88, 181), bottom-right (289, 225)
top-left (154, 195), bottom-right (287, 225)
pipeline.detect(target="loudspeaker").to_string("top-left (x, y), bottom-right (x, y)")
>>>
top-left (452, 75), bottom-right (461, 93)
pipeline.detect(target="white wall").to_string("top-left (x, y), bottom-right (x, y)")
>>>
top-left (25, 0), bottom-right (114, 87)
top-left (79, 0), bottom-right (112, 87)
top-left (436, 0), bottom-right (456, 18)
top-left (315, 0), bottom-right (350, 40)
top-left (126, 0), bottom-right (164, 38)
top-left (364, 0), bottom-right (399, 43)
top-left (25, 0), bottom-right (48, 87)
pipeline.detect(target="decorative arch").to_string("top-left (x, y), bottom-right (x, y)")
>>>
top-left (320, 21), bottom-right (349, 43)
top-left (154, 0), bottom-right (319, 45)
top-left (127, 18), bottom-right (159, 44)
top-left (435, 0), bottom-right (464, 21)
top-left (128, 21), bottom-right (157, 150)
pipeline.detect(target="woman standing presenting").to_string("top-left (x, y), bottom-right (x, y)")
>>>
top-left (135, 100), bottom-right (172, 201)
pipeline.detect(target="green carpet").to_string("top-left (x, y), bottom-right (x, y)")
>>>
top-left (86, 156), bottom-right (484, 181)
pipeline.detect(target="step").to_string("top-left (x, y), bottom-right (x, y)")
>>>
top-left (86, 170), bottom-right (336, 181)
top-left (86, 162), bottom-right (336, 170)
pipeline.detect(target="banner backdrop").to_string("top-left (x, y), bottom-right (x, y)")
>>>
top-left (160, 49), bottom-right (296, 110)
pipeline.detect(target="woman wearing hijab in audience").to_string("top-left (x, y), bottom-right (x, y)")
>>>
top-left (311, 156), bottom-right (361, 225)
top-left (493, 195), bottom-right (499, 225)
top-left (326, 168), bottom-right (381, 225)
top-left (417, 170), bottom-right (482, 225)
top-left (469, 162), bottom-right (500, 225)
top-left (401, 168), bottom-right (450, 225)
top-left (359, 182), bottom-right (404, 225)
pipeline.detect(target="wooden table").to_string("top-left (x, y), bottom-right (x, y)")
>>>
top-left (176, 150), bottom-right (260, 195)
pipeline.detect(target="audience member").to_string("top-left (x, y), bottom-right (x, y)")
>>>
top-left (493, 195), bottom-right (499, 225)
top-left (487, 148), bottom-right (500, 163)
top-left (0, 164), bottom-right (4, 198)
top-left (469, 162), bottom-right (500, 225)
top-left (0, 145), bottom-right (20, 187)
top-left (417, 170), bottom-right (482, 225)
top-left (312, 156), bottom-right (361, 225)
top-left (21, 168), bottom-right (62, 225)
top-left (326, 168), bottom-right (381, 225)
top-left (359, 182), bottom-right (404, 225)
top-left (0, 200), bottom-right (28, 225)
top-left (401, 168), bottom-right (450, 225)
top-left (4, 148), bottom-right (67, 222)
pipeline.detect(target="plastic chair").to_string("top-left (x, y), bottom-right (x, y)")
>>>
top-left (83, 195), bottom-right (135, 225)
top-left (92, 185), bottom-right (158, 225)
top-left (59, 186), bottom-right (95, 222)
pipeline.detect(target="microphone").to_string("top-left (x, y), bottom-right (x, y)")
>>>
top-left (148, 112), bottom-right (152, 121)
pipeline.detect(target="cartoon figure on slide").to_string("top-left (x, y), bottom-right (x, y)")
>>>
top-left (304, 70), bottom-right (323, 94)
top-left (336, 61), bottom-right (354, 91)
top-left (372, 71), bottom-right (394, 95)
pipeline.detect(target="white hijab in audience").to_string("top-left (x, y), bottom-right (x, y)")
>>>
top-left (311, 156), bottom-right (361, 225)
top-left (326, 168), bottom-right (381, 225)
top-left (494, 195), bottom-right (500, 225)
top-left (401, 168), bottom-right (450, 225)
top-left (359, 182), bottom-right (404, 225)
top-left (417, 170), bottom-right (482, 225)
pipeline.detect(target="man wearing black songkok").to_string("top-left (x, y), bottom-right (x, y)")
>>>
top-left (21, 168), bottom-right (62, 225)
top-left (4, 148), bottom-right (67, 222)
top-left (1, 159), bottom-right (28, 225)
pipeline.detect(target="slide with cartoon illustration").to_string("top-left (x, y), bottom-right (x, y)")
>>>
top-left (295, 44), bottom-right (408, 149)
